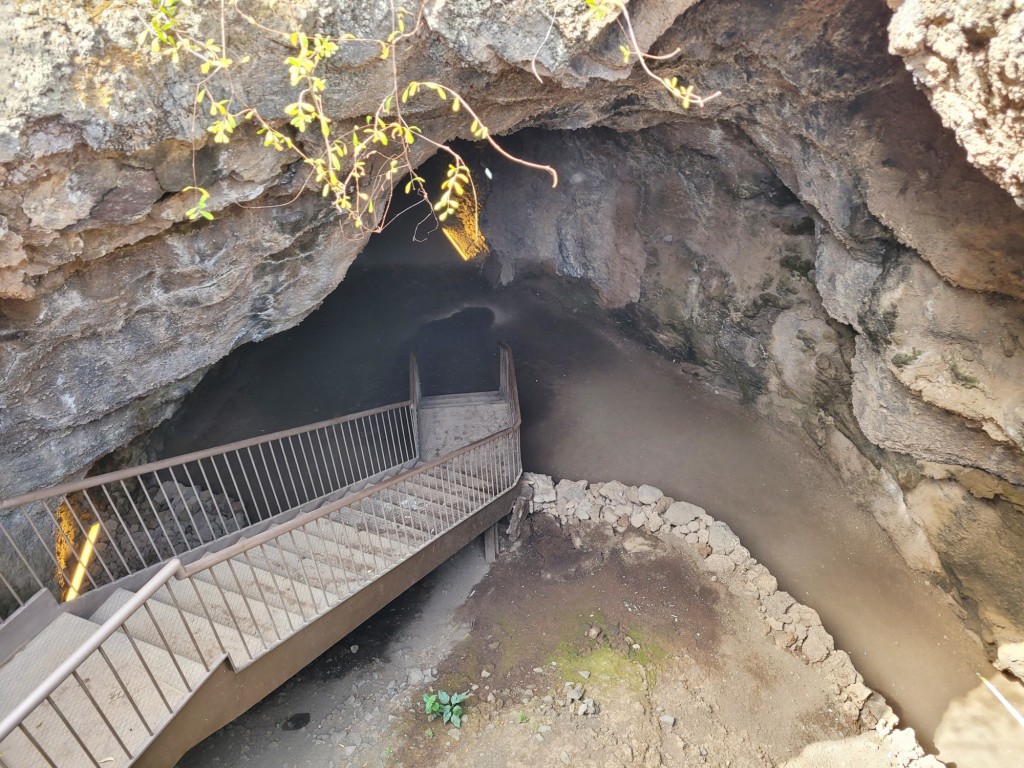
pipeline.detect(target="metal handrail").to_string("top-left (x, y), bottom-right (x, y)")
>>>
top-left (0, 348), bottom-right (522, 766)
top-left (0, 402), bottom-right (411, 511)
top-left (0, 558), bottom-right (185, 744)
top-left (180, 422), bottom-right (519, 578)
top-left (181, 346), bottom-right (520, 578)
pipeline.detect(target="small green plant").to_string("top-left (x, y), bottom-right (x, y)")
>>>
top-left (891, 348), bottom-right (922, 368)
top-left (518, 711), bottom-right (529, 724)
top-left (423, 690), bottom-right (470, 728)
top-left (950, 362), bottom-right (981, 389)
top-left (425, 727), bottom-right (435, 738)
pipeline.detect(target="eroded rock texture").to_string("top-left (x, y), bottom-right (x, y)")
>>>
top-left (1, 0), bottom-right (1023, 654)
top-left (889, 0), bottom-right (1024, 207)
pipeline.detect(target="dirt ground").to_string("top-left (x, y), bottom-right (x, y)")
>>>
top-left (182, 509), bottom-right (937, 768)
top-left (389, 515), bottom-right (861, 768)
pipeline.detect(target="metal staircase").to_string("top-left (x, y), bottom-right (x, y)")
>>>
top-left (0, 346), bottom-right (522, 768)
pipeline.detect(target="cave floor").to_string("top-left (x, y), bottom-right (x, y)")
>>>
top-left (162, 217), bottom-right (1014, 765)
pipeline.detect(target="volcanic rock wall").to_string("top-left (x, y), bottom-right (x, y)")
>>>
top-left (1, 0), bottom-right (1022, 660)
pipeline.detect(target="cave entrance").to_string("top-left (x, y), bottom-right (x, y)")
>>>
top-left (157, 127), bottom-right (988, 756)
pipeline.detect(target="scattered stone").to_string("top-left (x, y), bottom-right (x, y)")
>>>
top-left (528, 474), bottom-right (556, 504)
top-left (802, 625), bottom-right (835, 664)
top-left (598, 481), bottom-right (628, 502)
top-left (704, 553), bottom-right (736, 575)
top-left (707, 521), bottom-right (740, 555)
top-left (637, 484), bottom-right (663, 505)
top-left (764, 590), bottom-right (796, 622)
top-left (559, 751), bottom-right (571, 765)
top-left (645, 515), bottom-right (664, 533)
top-left (481, 669), bottom-right (491, 678)
top-left (659, 714), bottom-right (676, 728)
top-left (587, 626), bottom-right (602, 640)
top-left (407, 669), bottom-right (425, 685)
top-left (994, 640), bottom-right (1024, 681)
top-left (577, 670), bottom-right (591, 679)
top-left (350, 645), bottom-right (359, 654)
top-left (663, 500), bottom-right (705, 527)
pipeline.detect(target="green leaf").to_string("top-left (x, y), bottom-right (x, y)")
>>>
top-left (442, 709), bottom-right (451, 724)
top-left (438, 691), bottom-right (450, 705)
top-left (451, 712), bottom-right (461, 728)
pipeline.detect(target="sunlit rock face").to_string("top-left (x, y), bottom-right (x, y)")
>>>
top-left (1, 0), bottom-right (1022, 653)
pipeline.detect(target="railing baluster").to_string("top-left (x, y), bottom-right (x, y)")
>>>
top-left (79, 488), bottom-right (131, 576)
top-left (231, 449), bottom-right (262, 524)
top-left (255, 443), bottom-right (287, 515)
top-left (70, 669), bottom-right (132, 758)
top-left (157, 471), bottom-right (198, 547)
top-left (181, 462), bottom-right (217, 535)
top-left (26, 502), bottom-right (86, 594)
top-left (142, 602), bottom-right (193, 692)
top-left (0, 522), bottom-right (48, 596)
top-left (96, 642), bottom-right (153, 736)
top-left (151, 473), bottom-right (190, 555)
top-left (244, 447), bottom-right (275, 524)
top-left (302, 431), bottom-right (328, 499)
top-left (0, 567), bottom-right (25, 610)
top-left (350, 418), bottom-right (372, 478)
top-left (98, 484), bottom-right (147, 570)
top-left (221, 455), bottom-right (253, 529)
top-left (317, 517), bottom-right (352, 597)
top-left (286, 530), bottom-right (325, 613)
top-left (16, 724), bottom-right (58, 768)
top-left (163, 583), bottom-right (210, 668)
top-left (226, 559), bottom-right (275, 648)
top-left (118, 479), bottom-right (163, 563)
top-left (249, 546), bottom-right (296, 631)
top-left (260, 542), bottom-right (308, 624)
top-left (44, 694), bottom-right (102, 768)
top-left (186, 577), bottom-right (229, 660)
top-left (172, 466), bottom-right (214, 548)
top-left (328, 424), bottom-right (352, 487)
top-left (44, 499), bottom-right (106, 590)
top-left (167, 466), bottom-right (206, 547)
top-left (242, 548), bottom-right (291, 636)
top-left (314, 427), bottom-right (341, 492)
top-left (117, 618), bottom-right (173, 712)
top-left (279, 438), bottom-right (304, 508)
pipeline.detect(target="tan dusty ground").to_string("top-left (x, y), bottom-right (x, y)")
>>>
top-left (388, 515), bottom-right (895, 768)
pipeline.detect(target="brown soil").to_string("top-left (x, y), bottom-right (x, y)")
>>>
top-left (390, 516), bottom-right (856, 768)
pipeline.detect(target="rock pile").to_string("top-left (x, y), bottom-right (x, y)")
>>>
top-left (524, 473), bottom-right (945, 768)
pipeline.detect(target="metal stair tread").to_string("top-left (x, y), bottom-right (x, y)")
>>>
top-left (192, 556), bottom-right (336, 626)
top-left (0, 610), bottom-right (205, 768)
top-left (252, 541), bottom-right (360, 605)
top-left (91, 588), bottom-right (250, 668)
top-left (259, 527), bottom-right (384, 590)
top-left (418, 391), bottom-right (504, 407)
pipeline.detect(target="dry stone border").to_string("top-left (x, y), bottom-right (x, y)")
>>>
top-left (523, 473), bottom-right (945, 768)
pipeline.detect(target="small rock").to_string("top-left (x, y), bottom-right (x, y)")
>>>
top-left (704, 553), bottom-right (735, 575)
top-left (707, 521), bottom-right (740, 555)
top-left (663, 501), bottom-right (705, 527)
top-left (481, 669), bottom-right (491, 678)
top-left (645, 516), bottom-right (664, 533)
top-left (559, 751), bottom-right (571, 765)
top-left (637, 484), bottom-right (663, 505)
top-left (659, 714), bottom-right (676, 728)
top-left (587, 626), bottom-right (602, 640)
top-left (407, 669), bottom-right (425, 685)
top-left (350, 645), bottom-right (359, 654)
top-left (577, 670), bottom-right (591, 679)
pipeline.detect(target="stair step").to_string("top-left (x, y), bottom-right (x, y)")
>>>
top-left (416, 464), bottom-right (497, 494)
top-left (419, 391), bottom-right (504, 407)
top-left (349, 495), bottom-right (442, 540)
top-left (0, 611), bottom-right (203, 768)
top-left (265, 527), bottom-right (381, 590)
top-left (192, 556), bottom-right (333, 626)
top-left (91, 588), bottom-right (255, 669)
top-left (251, 541), bottom-right (360, 606)
top-left (318, 512), bottom-right (416, 561)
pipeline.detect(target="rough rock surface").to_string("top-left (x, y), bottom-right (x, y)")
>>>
top-left (889, 0), bottom-right (1024, 206)
top-left (1, 0), bottom-right (1023, 654)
